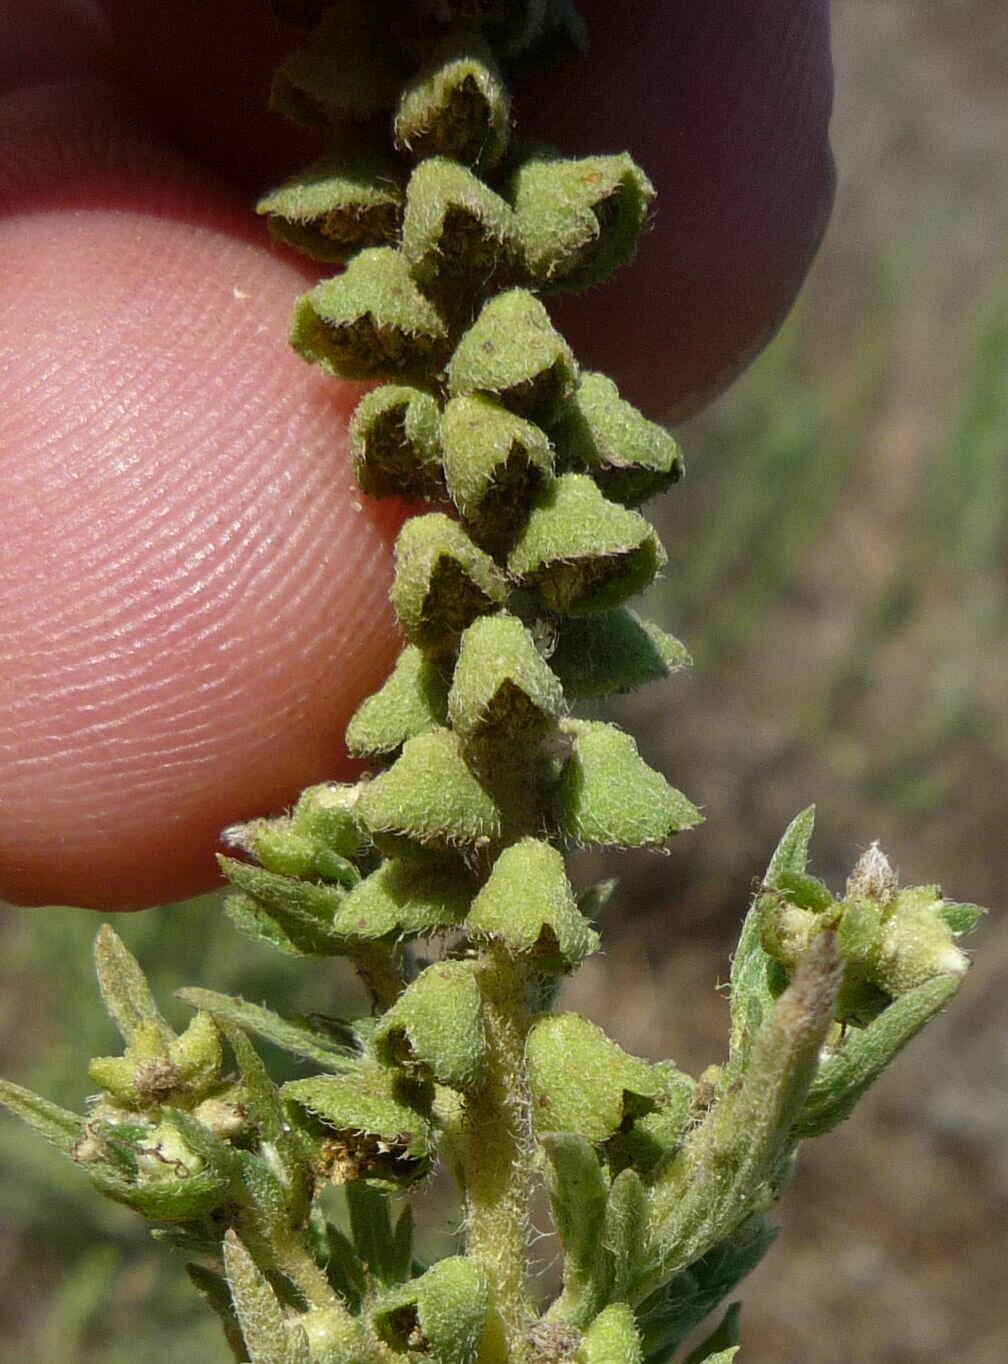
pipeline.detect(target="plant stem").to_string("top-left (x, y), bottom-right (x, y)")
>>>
top-left (460, 943), bottom-right (536, 1360)
top-left (273, 1233), bottom-right (343, 1312)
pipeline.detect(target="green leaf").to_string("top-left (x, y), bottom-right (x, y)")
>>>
top-left (334, 856), bottom-right (476, 941)
top-left (349, 384), bottom-right (445, 503)
top-left (728, 808), bottom-right (816, 1072)
top-left (552, 371), bottom-right (683, 506)
top-left (270, 2), bottom-right (402, 127)
top-left (185, 1263), bottom-right (246, 1363)
top-left (640, 934), bottom-right (842, 1300)
top-left (177, 988), bottom-right (360, 1072)
top-left (346, 1183), bottom-right (413, 1290)
top-left (682, 1303), bottom-right (741, 1364)
top-left (256, 143), bottom-right (405, 263)
top-left (223, 1230), bottom-right (301, 1364)
top-left (540, 1132), bottom-right (610, 1323)
top-left (389, 512), bottom-right (509, 651)
top-left (576, 1301), bottom-right (643, 1364)
top-left (795, 973), bottom-right (961, 1139)
top-left (527, 1014), bottom-right (664, 1144)
top-left (0, 1078), bottom-right (83, 1156)
top-left (637, 1219), bottom-right (775, 1362)
top-left (93, 924), bottom-right (173, 1046)
top-left (218, 857), bottom-right (352, 957)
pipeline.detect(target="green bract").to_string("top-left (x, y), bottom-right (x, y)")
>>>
top-left (0, 6), bottom-right (983, 1364)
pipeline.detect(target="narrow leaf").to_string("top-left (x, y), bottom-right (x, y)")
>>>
top-left (93, 925), bottom-right (173, 1045)
top-left (541, 1131), bottom-right (610, 1324)
top-left (796, 973), bottom-right (960, 1138)
top-left (186, 1263), bottom-right (247, 1362)
top-left (0, 1079), bottom-right (83, 1156)
top-left (223, 1230), bottom-right (297, 1364)
top-left (176, 990), bottom-right (359, 1072)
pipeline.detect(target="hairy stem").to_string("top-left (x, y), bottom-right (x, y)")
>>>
top-left (460, 943), bottom-right (536, 1359)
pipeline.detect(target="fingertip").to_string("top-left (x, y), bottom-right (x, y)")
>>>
top-left (0, 96), bottom-right (403, 910)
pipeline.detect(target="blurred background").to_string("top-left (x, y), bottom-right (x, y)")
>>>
top-left (2, 2), bottom-right (1007, 1359)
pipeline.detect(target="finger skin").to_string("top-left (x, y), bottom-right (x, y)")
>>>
top-left (517, 0), bottom-right (836, 414)
top-left (0, 82), bottom-right (402, 909)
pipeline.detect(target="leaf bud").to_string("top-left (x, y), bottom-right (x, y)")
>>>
top-left (270, 2), bottom-right (403, 127)
top-left (466, 839), bottom-right (598, 970)
top-left (349, 384), bottom-right (445, 501)
top-left (373, 1256), bottom-right (489, 1364)
top-left (290, 247), bottom-right (449, 382)
top-left (88, 1012), bottom-right (223, 1111)
top-left (548, 609), bottom-right (688, 702)
top-left (441, 395), bottom-right (554, 550)
top-left (507, 475), bottom-right (666, 616)
top-left (283, 1068), bottom-right (433, 1189)
top-left (394, 35), bottom-right (511, 170)
top-left (553, 371), bottom-right (684, 506)
top-left (256, 144), bottom-right (405, 262)
top-left (223, 783), bottom-right (365, 886)
top-left (526, 1012), bottom-right (667, 1145)
top-left (448, 613), bottom-right (564, 744)
top-left (553, 721), bottom-right (700, 848)
top-left (355, 729), bottom-right (502, 856)
top-left (375, 960), bottom-right (488, 1090)
top-left (447, 289), bottom-right (577, 426)
top-left (401, 157), bottom-right (515, 301)
top-left (390, 512), bottom-right (508, 649)
top-left (334, 856), bottom-right (476, 941)
top-left (576, 1303), bottom-right (643, 1364)
top-left (510, 149), bottom-right (654, 292)
top-left (346, 644), bottom-right (450, 759)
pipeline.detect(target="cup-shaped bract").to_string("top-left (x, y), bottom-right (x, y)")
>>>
top-left (256, 144), bottom-right (405, 262)
top-left (355, 730), bottom-right (502, 856)
top-left (576, 1303), bottom-right (644, 1364)
top-left (346, 644), bottom-right (450, 759)
top-left (271, 1), bottom-right (404, 126)
top-left (448, 289), bottom-right (578, 426)
top-left (526, 1012), bottom-right (667, 1144)
top-left (553, 371), bottom-right (684, 507)
top-left (441, 395), bottom-right (554, 550)
top-left (402, 158), bottom-right (515, 298)
top-left (508, 475), bottom-right (667, 616)
top-left (350, 384), bottom-right (445, 501)
top-left (291, 247), bottom-right (449, 382)
top-left (390, 513), bottom-right (509, 649)
top-left (334, 856), bottom-right (477, 941)
top-left (373, 1257), bottom-right (489, 1364)
top-left (283, 1067), bottom-right (433, 1189)
top-left (394, 35), bottom-right (510, 169)
top-left (225, 782), bottom-right (365, 886)
top-left (510, 150), bottom-right (654, 292)
top-left (549, 609), bottom-right (689, 702)
top-left (553, 720), bottom-right (701, 848)
top-left (465, 838), bottom-right (598, 970)
top-left (374, 960), bottom-right (488, 1090)
top-left (448, 613), bottom-right (564, 743)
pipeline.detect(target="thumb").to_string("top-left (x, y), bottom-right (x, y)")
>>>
top-left (0, 81), bottom-right (403, 911)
